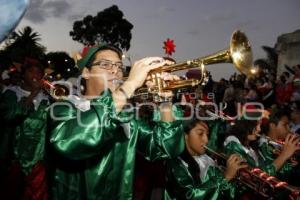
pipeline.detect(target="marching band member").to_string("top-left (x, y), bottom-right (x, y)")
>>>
top-left (224, 119), bottom-right (276, 175)
top-left (46, 44), bottom-right (185, 200)
top-left (164, 119), bottom-right (246, 200)
top-left (0, 58), bottom-right (49, 199)
top-left (259, 109), bottom-right (300, 186)
top-left (223, 119), bottom-right (300, 198)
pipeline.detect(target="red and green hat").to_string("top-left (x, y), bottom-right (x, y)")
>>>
top-left (77, 44), bottom-right (122, 71)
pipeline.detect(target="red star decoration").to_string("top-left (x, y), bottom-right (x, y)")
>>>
top-left (163, 38), bottom-right (176, 56)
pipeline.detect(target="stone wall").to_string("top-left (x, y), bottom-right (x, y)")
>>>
top-left (275, 30), bottom-right (300, 76)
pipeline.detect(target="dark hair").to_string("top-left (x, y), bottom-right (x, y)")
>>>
top-left (81, 44), bottom-right (122, 93)
top-left (261, 109), bottom-right (289, 134)
top-left (256, 78), bottom-right (263, 84)
top-left (86, 45), bottom-right (122, 69)
top-left (21, 58), bottom-right (44, 74)
top-left (279, 75), bottom-right (286, 84)
top-left (283, 71), bottom-right (290, 78)
top-left (183, 119), bottom-right (208, 135)
top-left (180, 148), bottom-right (201, 183)
top-left (180, 119), bottom-right (208, 183)
top-left (292, 101), bottom-right (300, 111)
top-left (227, 119), bottom-right (258, 146)
top-left (248, 83), bottom-right (257, 91)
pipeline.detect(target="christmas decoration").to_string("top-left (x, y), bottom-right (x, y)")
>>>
top-left (163, 38), bottom-right (176, 56)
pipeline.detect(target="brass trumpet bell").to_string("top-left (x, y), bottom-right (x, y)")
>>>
top-left (40, 79), bottom-right (69, 100)
top-left (140, 30), bottom-right (255, 97)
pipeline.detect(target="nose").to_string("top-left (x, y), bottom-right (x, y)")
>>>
top-left (110, 64), bottom-right (119, 74)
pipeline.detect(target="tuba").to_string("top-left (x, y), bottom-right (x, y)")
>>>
top-left (134, 30), bottom-right (256, 102)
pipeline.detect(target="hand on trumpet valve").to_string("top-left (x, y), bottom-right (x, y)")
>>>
top-left (281, 134), bottom-right (300, 159)
top-left (121, 57), bottom-right (171, 99)
top-left (126, 57), bottom-right (168, 89)
top-left (224, 154), bottom-right (248, 181)
top-left (146, 72), bottom-right (180, 99)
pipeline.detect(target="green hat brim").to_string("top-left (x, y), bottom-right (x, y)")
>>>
top-left (77, 46), bottom-right (103, 71)
top-left (77, 44), bottom-right (123, 71)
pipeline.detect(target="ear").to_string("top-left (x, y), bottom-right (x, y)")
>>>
top-left (184, 134), bottom-right (188, 140)
top-left (82, 67), bottom-right (90, 80)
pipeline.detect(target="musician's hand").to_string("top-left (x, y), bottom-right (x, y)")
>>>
top-left (145, 71), bottom-right (179, 99)
top-left (146, 71), bottom-right (180, 85)
top-left (281, 134), bottom-right (300, 159)
top-left (224, 154), bottom-right (248, 181)
top-left (122, 57), bottom-right (169, 97)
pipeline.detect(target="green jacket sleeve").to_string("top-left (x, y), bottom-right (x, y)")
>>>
top-left (0, 89), bottom-right (30, 123)
top-left (0, 89), bottom-right (31, 160)
top-left (48, 91), bottom-right (124, 160)
top-left (259, 143), bottom-right (295, 179)
top-left (224, 141), bottom-right (276, 176)
top-left (224, 141), bottom-right (256, 166)
top-left (136, 118), bottom-right (185, 161)
top-left (207, 120), bottom-right (227, 151)
top-left (165, 159), bottom-right (235, 200)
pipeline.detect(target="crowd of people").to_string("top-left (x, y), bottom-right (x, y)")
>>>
top-left (0, 43), bottom-right (300, 200)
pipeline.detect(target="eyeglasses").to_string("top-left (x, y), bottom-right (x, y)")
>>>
top-left (90, 59), bottom-right (124, 71)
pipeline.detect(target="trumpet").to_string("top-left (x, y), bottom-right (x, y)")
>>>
top-left (256, 134), bottom-right (300, 161)
top-left (133, 30), bottom-right (256, 102)
top-left (204, 146), bottom-right (300, 199)
top-left (205, 109), bottom-right (235, 121)
top-left (40, 79), bottom-right (69, 100)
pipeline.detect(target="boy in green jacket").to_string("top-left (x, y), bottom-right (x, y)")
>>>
top-left (47, 44), bottom-right (185, 200)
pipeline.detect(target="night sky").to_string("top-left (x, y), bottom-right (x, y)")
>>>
top-left (9, 0), bottom-right (300, 79)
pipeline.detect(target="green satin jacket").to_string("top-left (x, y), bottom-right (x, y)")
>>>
top-left (207, 120), bottom-right (227, 152)
top-left (0, 88), bottom-right (30, 161)
top-left (223, 136), bottom-right (276, 176)
top-left (258, 138), bottom-right (300, 185)
top-left (164, 152), bottom-right (235, 200)
top-left (224, 137), bottom-right (299, 199)
top-left (0, 86), bottom-right (49, 175)
top-left (46, 90), bottom-right (185, 200)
